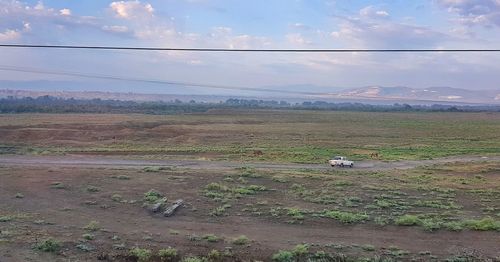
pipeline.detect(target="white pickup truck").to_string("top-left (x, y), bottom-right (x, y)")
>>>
top-left (329, 156), bottom-right (354, 168)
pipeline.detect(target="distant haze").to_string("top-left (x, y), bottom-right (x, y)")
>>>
top-left (2, 83), bottom-right (499, 105)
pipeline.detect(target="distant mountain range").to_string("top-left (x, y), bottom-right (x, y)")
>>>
top-left (332, 86), bottom-right (499, 104)
top-left (299, 86), bottom-right (499, 105)
top-left (1, 82), bottom-right (499, 105)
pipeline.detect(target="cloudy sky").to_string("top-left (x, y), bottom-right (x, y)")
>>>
top-left (1, 0), bottom-right (500, 95)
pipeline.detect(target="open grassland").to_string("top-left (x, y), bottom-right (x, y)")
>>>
top-left (1, 110), bottom-right (499, 261)
top-left (0, 161), bottom-right (499, 261)
top-left (0, 110), bottom-right (499, 162)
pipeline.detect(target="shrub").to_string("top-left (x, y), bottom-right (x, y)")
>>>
top-left (205, 183), bottom-right (228, 192)
top-left (86, 186), bottom-right (100, 193)
top-left (50, 182), bottom-right (65, 189)
top-left (272, 250), bottom-right (294, 262)
top-left (443, 221), bottom-right (464, 231)
top-left (465, 217), bottom-right (500, 231)
top-left (84, 220), bottom-right (101, 231)
top-left (421, 219), bottom-right (443, 232)
top-left (322, 210), bottom-right (369, 223)
top-left (233, 185), bottom-right (266, 195)
top-left (202, 234), bottom-right (219, 242)
top-left (375, 200), bottom-right (391, 208)
top-left (286, 208), bottom-right (305, 220)
top-left (144, 189), bottom-right (163, 203)
top-left (111, 194), bottom-right (123, 202)
top-left (395, 215), bottom-right (420, 226)
top-left (374, 216), bottom-right (389, 226)
top-left (232, 235), bottom-right (249, 245)
top-left (182, 256), bottom-right (207, 262)
top-left (313, 251), bottom-right (330, 258)
top-left (272, 176), bottom-right (289, 183)
top-left (210, 205), bottom-right (230, 216)
top-left (34, 238), bottom-right (60, 252)
top-left (362, 244), bottom-right (376, 251)
top-left (143, 166), bottom-right (161, 172)
top-left (292, 244), bottom-right (309, 256)
top-left (158, 247), bottom-right (177, 261)
top-left (207, 249), bottom-right (221, 261)
top-left (129, 247), bottom-right (152, 262)
top-left (76, 243), bottom-right (95, 252)
top-left (82, 233), bottom-right (95, 240)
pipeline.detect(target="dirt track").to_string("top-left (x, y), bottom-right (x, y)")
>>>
top-left (1, 154), bottom-right (498, 171)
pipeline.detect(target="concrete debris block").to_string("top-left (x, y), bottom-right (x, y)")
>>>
top-left (150, 197), bottom-right (168, 213)
top-left (163, 199), bottom-right (184, 217)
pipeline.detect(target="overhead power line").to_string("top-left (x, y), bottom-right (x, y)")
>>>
top-left (0, 65), bottom-right (321, 95)
top-left (1, 44), bottom-right (500, 52)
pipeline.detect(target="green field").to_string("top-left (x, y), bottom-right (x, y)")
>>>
top-left (1, 110), bottom-right (499, 162)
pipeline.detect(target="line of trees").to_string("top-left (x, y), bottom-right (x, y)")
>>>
top-left (1, 96), bottom-right (499, 114)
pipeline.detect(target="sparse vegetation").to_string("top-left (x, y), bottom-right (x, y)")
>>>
top-left (50, 182), bottom-right (65, 189)
top-left (111, 194), bottom-right (123, 202)
top-left (158, 247), bottom-right (178, 261)
top-left (272, 250), bottom-right (294, 262)
top-left (86, 185), bottom-right (100, 193)
top-left (34, 238), bottom-right (60, 253)
top-left (82, 233), bottom-right (95, 240)
top-left (232, 235), bottom-right (250, 245)
top-left (144, 189), bottom-right (163, 203)
top-left (129, 247), bottom-right (152, 262)
top-left (465, 217), bottom-right (500, 231)
top-left (395, 215), bottom-right (420, 226)
top-left (322, 210), bottom-right (369, 224)
top-left (84, 220), bottom-right (101, 231)
top-left (1, 111), bottom-right (500, 261)
top-left (202, 234), bottom-right (219, 242)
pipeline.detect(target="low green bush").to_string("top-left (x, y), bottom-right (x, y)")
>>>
top-left (232, 235), bottom-right (249, 245)
top-left (34, 238), bottom-right (60, 252)
top-left (158, 247), bottom-right (177, 261)
top-left (129, 247), bottom-right (152, 262)
top-left (272, 250), bottom-right (294, 262)
top-left (394, 215), bottom-right (420, 226)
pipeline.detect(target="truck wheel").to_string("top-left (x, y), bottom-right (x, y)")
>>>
top-left (331, 165), bottom-right (335, 167)
top-left (340, 163), bottom-right (344, 167)
top-left (350, 163), bottom-right (353, 168)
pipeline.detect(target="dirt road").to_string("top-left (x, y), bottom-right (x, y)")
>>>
top-left (0, 154), bottom-right (498, 171)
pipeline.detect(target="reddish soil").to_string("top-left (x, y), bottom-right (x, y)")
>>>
top-left (1, 163), bottom-right (499, 261)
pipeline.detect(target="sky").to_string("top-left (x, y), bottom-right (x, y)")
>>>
top-left (1, 0), bottom-right (500, 95)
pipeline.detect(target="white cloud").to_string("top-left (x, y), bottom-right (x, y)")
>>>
top-left (436, 0), bottom-right (500, 27)
top-left (210, 26), bottom-right (232, 36)
top-left (102, 25), bottom-right (129, 33)
top-left (110, 1), bottom-right (154, 19)
top-left (0, 29), bottom-right (21, 41)
top-left (285, 33), bottom-right (312, 45)
top-left (206, 27), bottom-right (271, 49)
top-left (359, 6), bottom-right (390, 18)
top-left (60, 8), bottom-right (71, 16)
top-left (331, 18), bottom-right (447, 48)
top-left (23, 22), bottom-right (31, 31)
top-left (34, 1), bottom-right (45, 11)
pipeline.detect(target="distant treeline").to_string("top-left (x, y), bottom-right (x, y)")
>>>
top-left (1, 96), bottom-right (499, 114)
